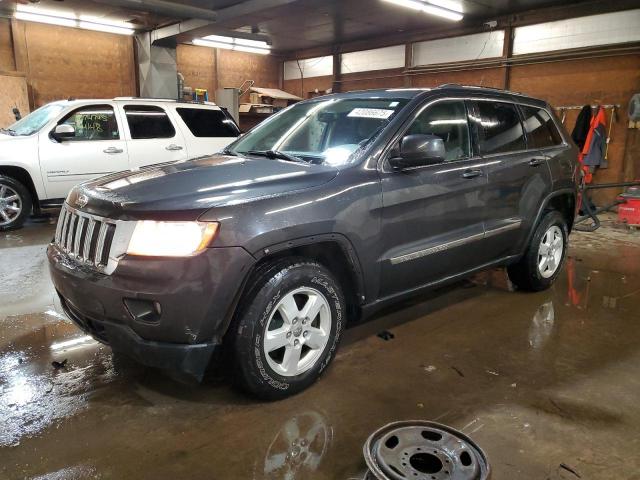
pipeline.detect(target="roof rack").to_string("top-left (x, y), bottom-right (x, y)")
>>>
top-left (436, 83), bottom-right (525, 96)
top-left (112, 97), bottom-right (217, 106)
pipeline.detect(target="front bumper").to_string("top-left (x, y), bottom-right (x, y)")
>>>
top-left (48, 244), bottom-right (255, 378)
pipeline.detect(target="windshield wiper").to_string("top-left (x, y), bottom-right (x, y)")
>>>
top-left (245, 150), bottom-right (307, 163)
top-left (0, 128), bottom-right (17, 136)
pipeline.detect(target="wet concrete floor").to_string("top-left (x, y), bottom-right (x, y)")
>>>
top-left (1, 215), bottom-right (639, 479)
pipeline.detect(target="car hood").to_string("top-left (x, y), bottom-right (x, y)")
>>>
top-left (71, 154), bottom-right (339, 219)
top-left (0, 133), bottom-right (34, 155)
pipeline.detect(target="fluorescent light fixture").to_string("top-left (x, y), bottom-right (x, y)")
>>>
top-left (383, 0), bottom-right (463, 21)
top-left (15, 11), bottom-right (76, 28)
top-left (194, 38), bottom-right (234, 50)
top-left (15, 5), bottom-right (134, 35)
top-left (195, 34), bottom-right (271, 54)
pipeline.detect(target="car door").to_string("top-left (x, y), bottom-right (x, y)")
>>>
top-left (172, 106), bottom-right (240, 157)
top-left (470, 100), bottom-right (553, 261)
top-left (378, 98), bottom-right (489, 299)
top-left (120, 103), bottom-right (188, 169)
top-left (38, 103), bottom-right (129, 199)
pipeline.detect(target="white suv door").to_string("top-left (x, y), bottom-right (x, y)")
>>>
top-left (38, 103), bottom-right (129, 199)
top-left (119, 103), bottom-right (188, 169)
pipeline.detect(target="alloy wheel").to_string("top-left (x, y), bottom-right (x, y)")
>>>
top-left (263, 287), bottom-right (332, 377)
top-left (0, 184), bottom-right (22, 227)
top-left (537, 225), bottom-right (563, 279)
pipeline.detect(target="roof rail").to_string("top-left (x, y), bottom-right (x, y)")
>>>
top-left (112, 97), bottom-right (217, 106)
top-left (436, 83), bottom-right (524, 96)
top-left (113, 97), bottom-right (178, 102)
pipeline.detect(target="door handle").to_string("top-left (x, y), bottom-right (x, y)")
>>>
top-left (461, 168), bottom-right (483, 179)
top-left (529, 157), bottom-right (546, 167)
top-left (165, 144), bottom-right (183, 151)
top-left (103, 147), bottom-right (123, 154)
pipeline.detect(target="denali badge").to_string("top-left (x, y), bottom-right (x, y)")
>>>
top-left (76, 194), bottom-right (89, 208)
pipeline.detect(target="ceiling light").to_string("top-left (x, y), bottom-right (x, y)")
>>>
top-left (383, 0), bottom-right (463, 21)
top-left (194, 39), bottom-right (235, 50)
top-left (15, 5), bottom-right (134, 35)
top-left (194, 35), bottom-right (271, 55)
top-left (15, 11), bottom-right (76, 28)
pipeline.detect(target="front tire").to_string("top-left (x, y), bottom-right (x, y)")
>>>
top-left (508, 211), bottom-right (568, 292)
top-left (0, 175), bottom-right (32, 231)
top-left (230, 259), bottom-right (346, 400)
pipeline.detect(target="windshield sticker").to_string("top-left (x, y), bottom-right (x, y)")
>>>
top-left (347, 108), bottom-right (395, 119)
top-left (389, 101), bottom-right (399, 107)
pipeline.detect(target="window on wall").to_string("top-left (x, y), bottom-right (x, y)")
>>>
top-left (519, 105), bottom-right (563, 148)
top-left (124, 105), bottom-right (175, 139)
top-left (59, 105), bottom-right (119, 141)
top-left (406, 101), bottom-right (470, 162)
top-left (473, 101), bottom-right (526, 154)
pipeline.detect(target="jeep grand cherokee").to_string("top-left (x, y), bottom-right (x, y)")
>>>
top-left (48, 85), bottom-right (579, 399)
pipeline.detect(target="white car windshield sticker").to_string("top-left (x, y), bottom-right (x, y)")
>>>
top-left (347, 108), bottom-right (395, 119)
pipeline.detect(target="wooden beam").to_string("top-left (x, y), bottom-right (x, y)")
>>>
top-left (332, 51), bottom-right (341, 93)
top-left (502, 26), bottom-right (514, 90)
top-left (10, 19), bottom-right (28, 75)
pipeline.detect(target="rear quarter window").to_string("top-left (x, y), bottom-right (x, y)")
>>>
top-left (176, 108), bottom-right (240, 137)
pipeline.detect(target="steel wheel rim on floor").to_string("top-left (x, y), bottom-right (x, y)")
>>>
top-left (0, 184), bottom-right (22, 227)
top-left (363, 420), bottom-right (490, 480)
top-left (537, 225), bottom-right (563, 279)
top-left (263, 287), bottom-right (332, 377)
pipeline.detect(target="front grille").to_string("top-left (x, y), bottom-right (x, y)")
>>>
top-left (54, 204), bottom-right (116, 269)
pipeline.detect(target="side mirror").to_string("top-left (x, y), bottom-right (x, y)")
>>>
top-left (389, 134), bottom-right (446, 170)
top-left (52, 124), bottom-right (75, 142)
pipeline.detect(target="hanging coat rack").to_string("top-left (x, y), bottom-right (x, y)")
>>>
top-left (554, 104), bottom-right (620, 124)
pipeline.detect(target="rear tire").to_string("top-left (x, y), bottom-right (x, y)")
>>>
top-left (0, 175), bottom-right (32, 231)
top-left (508, 211), bottom-right (568, 292)
top-left (230, 258), bottom-right (346, 400)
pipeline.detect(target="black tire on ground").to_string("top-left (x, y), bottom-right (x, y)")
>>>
top-left (230, 258), bottom-right (346, 400)
top-left (507, 210), bottom-right (568, 292)
top-left (0, 175), bottom-right (32, 231)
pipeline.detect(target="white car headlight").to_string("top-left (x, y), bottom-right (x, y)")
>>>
top-left (126, 221), bottom-right (219, 257)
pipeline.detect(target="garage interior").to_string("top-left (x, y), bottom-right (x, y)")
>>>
top-left (1, 0), bottom-right (640, 478)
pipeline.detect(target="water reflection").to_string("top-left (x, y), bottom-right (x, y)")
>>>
top-left (528, 301), bottom-right (555, 350)
top-left (258, 410), bottom-right (332, 480)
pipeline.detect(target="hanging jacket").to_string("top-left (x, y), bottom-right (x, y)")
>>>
top-left (582, 107), bottom-right (607, 169)
top-left (571, 105), bottom-right (592, 150)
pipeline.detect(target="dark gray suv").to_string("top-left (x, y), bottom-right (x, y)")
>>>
top-left (48, 85), bottom-right (579, 399)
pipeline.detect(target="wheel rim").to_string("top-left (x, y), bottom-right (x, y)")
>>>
top-left (263, 287), bottom-right (332, 377)
top-left (0, 184), bottom-right (22, 227)
top-left (537, 225), bottom-right (563, 279)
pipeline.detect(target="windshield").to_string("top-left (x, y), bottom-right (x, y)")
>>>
top-left (7, 103), bottom-right (67, 136)
top-left (227, 97), bottom-right (410, 166)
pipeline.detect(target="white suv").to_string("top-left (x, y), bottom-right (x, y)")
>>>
top-left (0, 98), bottom-right (240, 230)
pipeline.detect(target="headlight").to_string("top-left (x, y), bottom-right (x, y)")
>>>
top-left (126, 221), bottom-right (219, 257)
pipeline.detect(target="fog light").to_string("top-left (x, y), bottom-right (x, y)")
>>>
top-left (123, 298), bottom-right (161, 323)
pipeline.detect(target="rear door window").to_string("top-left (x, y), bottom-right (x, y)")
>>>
top-left (176, 108), bottom-right (240, 137)
top-left (124, 105), bottom-right (175, 139)
top-left (59, 105), bottom-right (119, 141)
top-left (473, 101), bottom-right (526, 154)
top-left (520, 105), bottom-right (563, 148)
